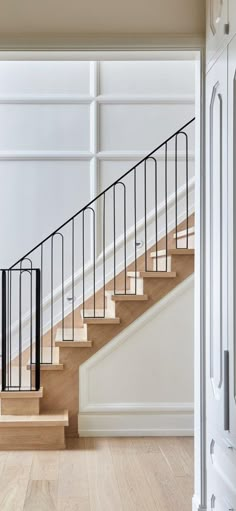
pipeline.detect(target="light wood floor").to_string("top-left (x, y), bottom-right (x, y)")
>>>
top-left (0, 437), bottom-right (194, 511)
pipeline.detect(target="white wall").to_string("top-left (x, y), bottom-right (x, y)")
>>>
top-left (79, 276), bottom-right (194, 436)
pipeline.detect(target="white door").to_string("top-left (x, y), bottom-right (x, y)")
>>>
top-left (206, 46), bottom-right (236, 510)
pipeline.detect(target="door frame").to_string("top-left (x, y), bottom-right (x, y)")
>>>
top-left (0, 43), bottom-right (206, 511)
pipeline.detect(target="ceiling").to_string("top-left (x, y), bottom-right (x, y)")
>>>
top-left (0, 0), bottom-right (205, 48)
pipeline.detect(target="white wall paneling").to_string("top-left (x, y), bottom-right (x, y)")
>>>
top-left (0, 59), bottom-right (195, 337)
top-left (79, 275), bottom-right (194, 436)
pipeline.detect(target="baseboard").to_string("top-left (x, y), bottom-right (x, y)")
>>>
top-left (192, 495), bottom-right (207, 511)
top-left (78, 406), bottom-right (194, 437)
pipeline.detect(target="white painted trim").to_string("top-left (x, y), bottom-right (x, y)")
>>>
top-left (81, 402), bottom-right (194, 414)
top-left (0, 95), bottom-right (93, 104)
top-left (96, 94), bottom-right (195, 105)
top-left (97, 150), bottom-right (195, 161)
top-left (192, 495), bottom-right (207, 511)
top-left (0, 151), bottom-right (93, 161)
top-left (0, 150), bottom-right (195, 162)
top-left (78, 427), bottom-right (194, 437)
top-left (0, 94), bottom-right (195, 105)
top-left (0, 35), bottom-right (204, 54)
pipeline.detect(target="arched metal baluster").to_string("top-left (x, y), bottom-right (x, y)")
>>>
top-left (165, 143), bottom-right (168, 272)
top-left (144, 160), bottom-right (147, 271)
top-left (147, 157), bottom-right (158, 271)
top-left (178, 131), bottom-right (189, 248)
top-left (20, 258), bottom-right (33, 389)
top-left (83, 207), bottom-right (96, 317)
top-left (113, 182), bottom-right (127, 294)
top-left (51, 233), bottom-right (65, 355)
top-left (175, 135), bottom-right (178, 248)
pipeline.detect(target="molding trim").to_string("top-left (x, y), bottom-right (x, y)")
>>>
top-left (97, 94), bottom-right (195, 105)
top-left (0, 95), bottom-right (93, 104)
top-left (0, 94), bottom-right (195, 105)
top-left (0, 150), bottom-right (195, 162)
top-left (78, 427), bottom-right (194, 437)
top-left (97, 150), bottom-right (195, 161)
top-left (192, 495), bottom-right (207, 511)
top-left (0, 34), bottom-right (205, 53)
top-left (0, 151), bottom-right (93, 161)
top-left (81, 402), bottom-right (194, 414)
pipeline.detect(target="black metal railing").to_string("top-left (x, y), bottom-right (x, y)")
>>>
top-left (1, 268), bottom-right (41, 391)
top-left (1, 117), bottom-right (194, 379)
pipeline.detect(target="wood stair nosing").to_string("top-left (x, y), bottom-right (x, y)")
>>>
top-left (0, 388), bottom-right (43, 399)
top-left (105, 290), bottom-right (148, 302)
top-left (127, 271), bottom-right (177, 279)
top-left (169, 248), bottom-right (195, 256)
top-left (0, 409), bottom-right (69, 428)
top-left (55, 340), bottom-right (93, 348)
top-left (0, 410), bottom-right (69, 450)
top-left (27, 363), bottom-right (64, 371)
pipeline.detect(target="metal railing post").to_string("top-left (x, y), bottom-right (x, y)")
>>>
top-left (35, 269), bottom-right (41, 391)
top-left (1, 270), bottom-right (7, 391)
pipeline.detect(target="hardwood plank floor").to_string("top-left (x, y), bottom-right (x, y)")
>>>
top-left (0, 437), bottom-right (194, 511)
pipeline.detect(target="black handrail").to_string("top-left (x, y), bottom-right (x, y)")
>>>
top-left (4, 117), bottom-right (195, 370)
top-left (11, 117), bottom-right (195, 269)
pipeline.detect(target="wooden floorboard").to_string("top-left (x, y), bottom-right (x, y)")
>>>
top-left (0, 437), bottom-right (194, 511)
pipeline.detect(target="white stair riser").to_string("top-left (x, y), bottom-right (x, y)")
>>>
top-left (152, 255), bottom-right (172, 272)
top-left (130, 277), bottom-right (144, 294)
top-left (175, 234), bottom-right (195, 249)
top-left (106, 296), bottom-right (116, 316)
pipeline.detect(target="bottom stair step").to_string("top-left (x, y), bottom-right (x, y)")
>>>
top-left (0, 410), bottom-right (69, 450)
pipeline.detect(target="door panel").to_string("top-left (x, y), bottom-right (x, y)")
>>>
top-left (206, 47), bottom-right (231, 509)
top-left (206, 0), bottom-right (229, 67)
top-left (227, 33), bottom-right (236, 448)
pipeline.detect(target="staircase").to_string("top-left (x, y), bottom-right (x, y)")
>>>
top-left (0, 118), bottom-right (195, 448)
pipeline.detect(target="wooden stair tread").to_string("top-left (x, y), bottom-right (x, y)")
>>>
top-left (127, 271), bottom-right (176, 278)
top-left (55, 340), bottom-right (93, 348)
top-left (106, 290), bottom-right (148, 301)
top-left (0, 410), bottom-right (69, 427)
top-left (83, 317), bottom-right (121, 324)
top-left (0, 388), bottom-right (43, 399)
top-left (27, 363), bottom-right (64, 371)
top-left (169, 248), bottom-right (195, 255)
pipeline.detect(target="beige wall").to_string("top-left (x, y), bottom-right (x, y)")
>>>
top-left (0, 0), bottom-right (205, 49)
